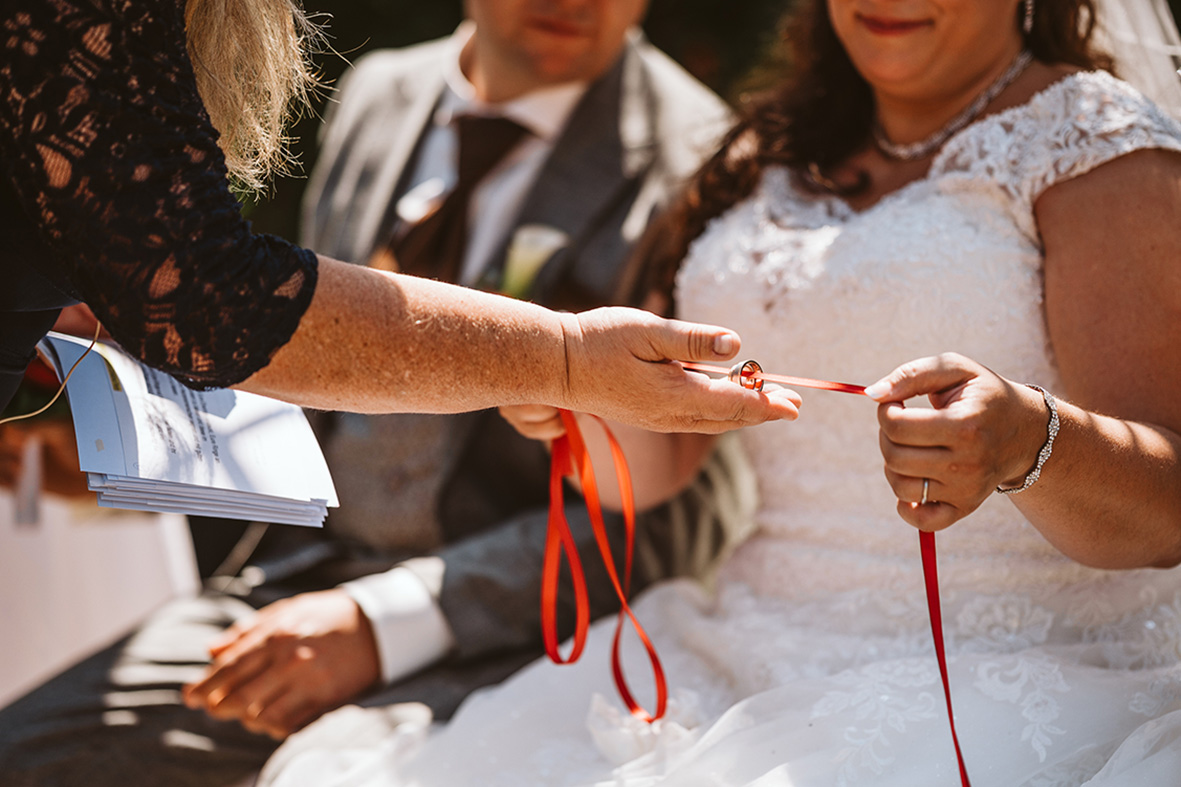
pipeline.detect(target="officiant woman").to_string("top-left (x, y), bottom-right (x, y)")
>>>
top-left (0, 0), bottom-right (799, 432)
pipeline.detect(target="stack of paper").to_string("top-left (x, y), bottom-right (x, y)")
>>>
top-left (39, 333), bottom-right (337, 527)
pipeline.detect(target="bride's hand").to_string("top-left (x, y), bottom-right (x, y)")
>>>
top-left (863, 353), bottom-right (1054, 532)
top-left (499, 403), bottom-right (566, 442)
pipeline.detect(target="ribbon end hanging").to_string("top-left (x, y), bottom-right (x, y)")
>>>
top-left (920, 530), bottom-right (972, 786)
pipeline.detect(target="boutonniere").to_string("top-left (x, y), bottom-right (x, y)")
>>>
top-left (500, 224), bottom-right (569, 299)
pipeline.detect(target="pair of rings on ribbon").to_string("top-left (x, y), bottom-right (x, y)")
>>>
top-left (727, 360), bottom-right (765, 392)
top-left (726, 360), bottom-right (934, 506)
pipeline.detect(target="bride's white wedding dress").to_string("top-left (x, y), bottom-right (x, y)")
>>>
top-left (272, 72), bottom-right (1181, 786)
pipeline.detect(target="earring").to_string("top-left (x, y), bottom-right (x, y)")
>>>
top-left (1023, 0), bottom-right (1034, 35)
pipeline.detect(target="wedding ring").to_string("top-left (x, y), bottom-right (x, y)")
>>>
top-left (728, 360), bottom-right (765, 392)
top-left (921, 478), bottom-right (930, 505)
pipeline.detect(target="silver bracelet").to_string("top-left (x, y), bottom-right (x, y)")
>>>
top-left (996, 384), bottom-right (1059, 495)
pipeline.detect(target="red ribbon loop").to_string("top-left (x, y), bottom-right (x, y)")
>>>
top-left (539, 364), bottom-right (973, 766)
top-left (541, 409), bottom-right (668, 721)
top-left (541, 434), bottom-right (590, 664)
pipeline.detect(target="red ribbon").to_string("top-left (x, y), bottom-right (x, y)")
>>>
top-left (540, 362), bottom-right (976, 774)
top-left (542, 409), bottom-right (668, 721)
top-left (680, 361), bottom-right (866, 395)
top-left (920, 530), bottom-right (971, 786)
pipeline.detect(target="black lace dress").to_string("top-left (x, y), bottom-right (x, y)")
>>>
top-left (0, 0), bottom-right (319, 409)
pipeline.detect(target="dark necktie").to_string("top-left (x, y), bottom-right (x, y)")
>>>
top-left (386, 115), bottom-right (530, 283)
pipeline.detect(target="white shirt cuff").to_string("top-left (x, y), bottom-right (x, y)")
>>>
top-left (341, 566), bottom-right (456, 685)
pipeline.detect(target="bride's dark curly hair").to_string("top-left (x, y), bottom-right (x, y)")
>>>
top-left (633, 0), bottom-right (1115, 309)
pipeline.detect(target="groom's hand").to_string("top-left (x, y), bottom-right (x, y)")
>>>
top-left (182, 589), bottom-right (381, 739)
top-left (498, 403), bottom-right (566, 442)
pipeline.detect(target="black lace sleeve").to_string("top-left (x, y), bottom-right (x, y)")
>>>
top-left (0, 0), bottom-right (318, 388)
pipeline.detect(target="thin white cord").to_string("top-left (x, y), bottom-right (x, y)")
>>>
top-left (0, 323), bottom-right (102, 427)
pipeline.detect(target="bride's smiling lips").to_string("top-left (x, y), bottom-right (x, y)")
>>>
top-left (856, 13), bottom-right (934, 36)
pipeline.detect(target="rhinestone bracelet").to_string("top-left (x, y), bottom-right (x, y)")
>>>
top-left (997, 384), bottom-right (1059, 495)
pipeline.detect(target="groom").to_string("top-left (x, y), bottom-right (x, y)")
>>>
top-left (0, 2), bottom-right (739, 785)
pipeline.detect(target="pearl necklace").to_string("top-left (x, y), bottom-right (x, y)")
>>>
top-left (872, 50), bottom-right (1034, 161)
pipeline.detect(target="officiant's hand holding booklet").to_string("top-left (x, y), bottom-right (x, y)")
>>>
top-left (37, 332), bottom-right (338, 528)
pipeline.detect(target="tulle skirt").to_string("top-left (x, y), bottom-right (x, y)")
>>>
top-left (267, 564), bottom-right (1181, 787)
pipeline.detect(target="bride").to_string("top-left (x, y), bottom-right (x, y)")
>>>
top-left (267, 0), bottom-right (1181, 784)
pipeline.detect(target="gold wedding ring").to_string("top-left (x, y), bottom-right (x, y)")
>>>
top-left (728, 360), bottom-right (765, 392)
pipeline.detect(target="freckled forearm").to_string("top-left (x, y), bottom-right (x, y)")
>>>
top-left (239, 257), bottom-right (572, 414)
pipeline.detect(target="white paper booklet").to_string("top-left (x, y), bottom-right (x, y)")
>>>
top-left (38, 332), bottom-right (337, 527)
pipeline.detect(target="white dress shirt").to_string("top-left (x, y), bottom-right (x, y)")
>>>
top-left (342, 25), bottom-right (589, 684)
top-left (394, 22), bottom-right (589, 287)
top-left (341, 561), bottom-right (453, 684)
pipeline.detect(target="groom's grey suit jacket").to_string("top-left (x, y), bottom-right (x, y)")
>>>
top-left (303, 32), bottom-right (730, 308)
top-left (258, 32), bottom-right (734, 716)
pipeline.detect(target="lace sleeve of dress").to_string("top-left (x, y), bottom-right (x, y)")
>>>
top-left (1010, 71), bottom-right (1181, 207)
top-left (0, 0), bottom-right (318, 389)
top-left (934, 71), bottom-right (1181, 226)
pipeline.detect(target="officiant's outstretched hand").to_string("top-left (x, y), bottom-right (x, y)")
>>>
top-left (240, 265), bottom-right (800, 433)
top-left (0, 0), bottom-right (796, 435)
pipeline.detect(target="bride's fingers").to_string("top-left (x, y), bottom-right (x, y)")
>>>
top-left (864, 352), bottom-right (980, 404)
top-left (883, 468), bottom-right (975, 532)
top-left (882, 467), bottom-right (972, 533)
top-left (895, 498), bottom-right (963, 532)
top-left (878, 402), bottom-right (948, 445)
top-left (878, 431), bottom-right (954, 475)
top-left (883, 467), bottom-right (943, 505)
top-left (888, 472), bottom-right (940, 503)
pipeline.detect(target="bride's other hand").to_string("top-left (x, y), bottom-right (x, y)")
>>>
top-left (499, 404), bottom-right (566, 442)
top-left (864, 353), bottom-right (1051, 532)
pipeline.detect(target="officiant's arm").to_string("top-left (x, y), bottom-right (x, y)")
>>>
top-left (237, 258), bottom-right (798, 435)
top-left (866, 149), bottom-right (1181, 570)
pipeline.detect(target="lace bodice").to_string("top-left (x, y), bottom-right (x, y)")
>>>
top-left (677, 71), bottom-right (1181, 601)
top-left (0, 0), bottom-right (317, 388)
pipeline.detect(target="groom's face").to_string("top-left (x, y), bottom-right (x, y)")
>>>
top-left (465, 0), bottom-right (649, 89)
